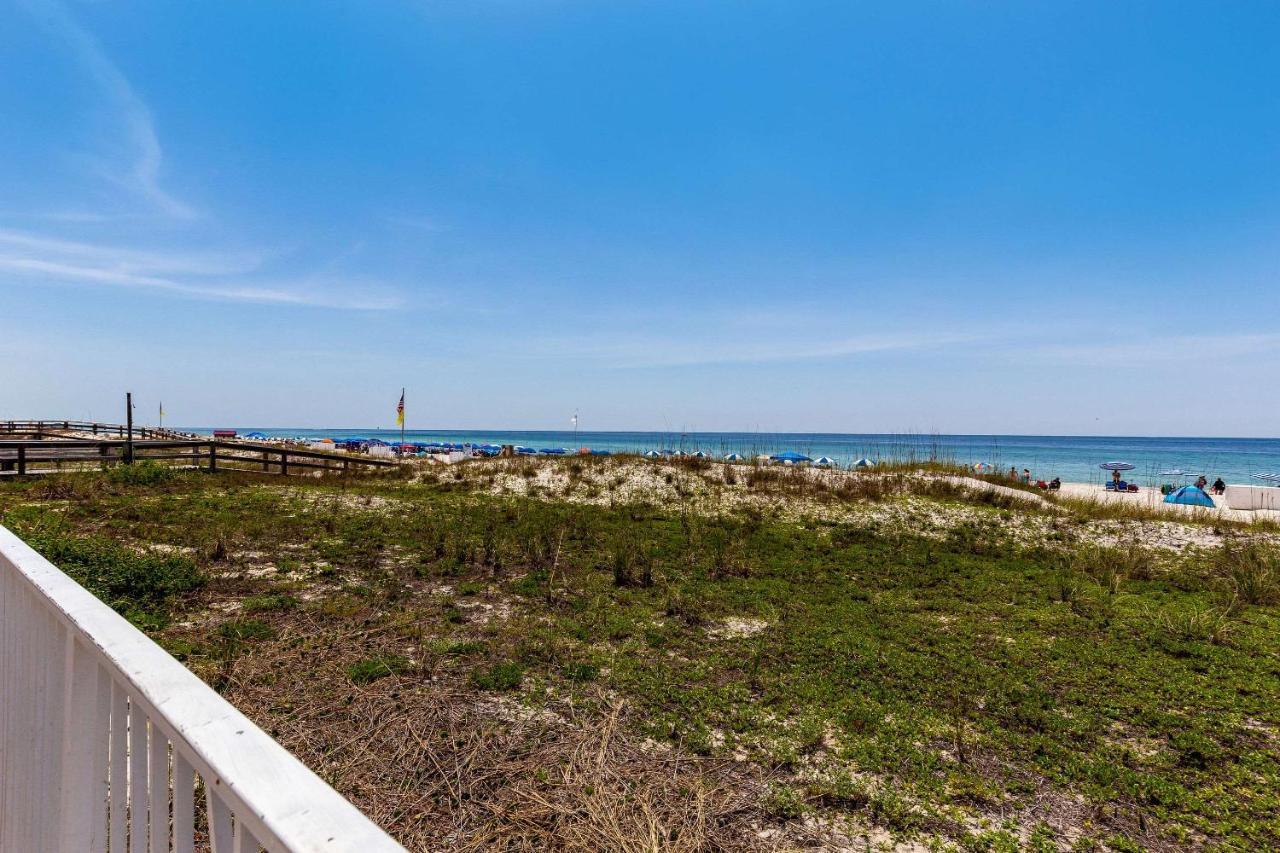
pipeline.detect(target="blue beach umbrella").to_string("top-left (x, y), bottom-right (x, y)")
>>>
top-left (1251, 473), bottom-right (1280, 484)
top-left (813, 456), bottom-right (835, 467)
top-left (690, 450), bottom-right (707, 458)
top-left (854, 458), bottom-right (874, 468)
top-left (723, 453), bottom-right (744, 461)
top-left (1098, 461), bottom-right (1136, 472)
top-left (539, 448), bottom-right (567, 455)
top-left (771, 451), bottom-right (812, 464)
top-left (643, 450), bottom-right (661, 458)
top-left (244, 431), bottom-right (268, 440)
top-left (1165, 486), bottom-right (1215, 508)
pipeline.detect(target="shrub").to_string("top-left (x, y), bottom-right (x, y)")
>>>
top-left (472, 661), bottom-right (524, 691)
top-left (561, 661), bottom-right (600, 682)
top-left (1152, 603), bottom-right (1235, 646)
top-left (241, 593), bottom-right (297, 613)
top-left (17, 522), bottom-right (202, 619)
top-left (1217, 544), bottom-right (1280, 606)
top-left (216, 618), bottom-right (274, 643)
top-left (763, 784), bottom-right (807, 819)
top-left (1071, 544), bottom-right (1156, 593)
top-left (347, 654), bottom-right (410, 685)
top-left (107, 460), bottom-right (177, 487)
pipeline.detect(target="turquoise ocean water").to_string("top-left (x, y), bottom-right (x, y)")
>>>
top-left (183, 428), bottom-right (1280, 486)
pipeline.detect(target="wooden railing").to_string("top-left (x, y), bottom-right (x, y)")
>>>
top-left (0, 524), bottom-right (406, 851)
top-left (0, 439), bottom-right (398, 478)
top-left (0, 420), bottom-right (191, 440)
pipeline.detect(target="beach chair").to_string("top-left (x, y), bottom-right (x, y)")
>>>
top-left (1105, 482), bottom-right (1117, 492)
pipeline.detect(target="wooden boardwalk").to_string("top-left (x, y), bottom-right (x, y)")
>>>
top-left (0, 421), bottom-right (397, 478)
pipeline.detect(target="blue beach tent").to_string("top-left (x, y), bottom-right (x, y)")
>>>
top-left (1165, 486), bottom-right (1215, 508)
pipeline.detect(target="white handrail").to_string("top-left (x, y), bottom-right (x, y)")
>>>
top-left (0, 524), bottom-right (406, 852)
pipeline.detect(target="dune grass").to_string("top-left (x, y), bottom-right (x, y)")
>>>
top-left (3, 465), bottom-right (1280, 849)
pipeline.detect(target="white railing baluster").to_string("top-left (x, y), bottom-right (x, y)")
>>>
top-left (149, 726), bottom-right (169, 853)
top-left (129, 701), bottom-right (148, 853)
top-left (43, 605), bottom-right (68, 842)
top-left (93, 662), bottom-right (113, 853)
top-left (1, 525), bottom-right (405, 852)
top-left (207, 791), bottom-right (233, 853)
top-left (172, 754), bottom-right (195, 853)
top-left (111, 682), bottom-right (129, 851)
top-left (60, 631), bottom-right (91, 850)
top-left (0, 566), bottom-right (14, 850)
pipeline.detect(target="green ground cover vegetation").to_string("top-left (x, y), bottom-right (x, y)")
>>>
top-left (2, 465), bottom-right (1278, 850)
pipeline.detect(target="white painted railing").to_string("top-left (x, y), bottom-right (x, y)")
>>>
top-left (0, 525), bottom-right (406, 852)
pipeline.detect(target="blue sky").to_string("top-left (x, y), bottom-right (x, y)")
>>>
top-left (2, 1), bottom-right (1278, 435)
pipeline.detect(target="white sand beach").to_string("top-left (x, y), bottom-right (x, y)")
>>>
top-left (1054, 481), bottom-right (1280, 523)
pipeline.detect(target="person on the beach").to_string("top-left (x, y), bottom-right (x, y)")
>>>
top-left (1112, 469), bottom-right (1121, 487)
top-left (1212, 477), bottom-right (1226, 495)
top-left (1195, 475), bottom-right (1208, 491)
top-left (1049, 477), bottom-right (1061, 490)
top-left (1022, 468), bottom-right (1031, 484)
top-left (1009, 466), bottom-right (1018, 481)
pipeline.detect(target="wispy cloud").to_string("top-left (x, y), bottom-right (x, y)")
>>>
top-left (525, 329), bottom-right (988, 368)
top-left (0, 229), bottom-right (263, 276)
top-left (23, 0), bottom-right (193, 218)
top-left (0, 228), bottom-right (400, 310)
top-left (1032, 334), bottom-right (1280, 366)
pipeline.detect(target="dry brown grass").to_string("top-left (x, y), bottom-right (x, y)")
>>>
top-left (208, 616), bottom-right (793, 852)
